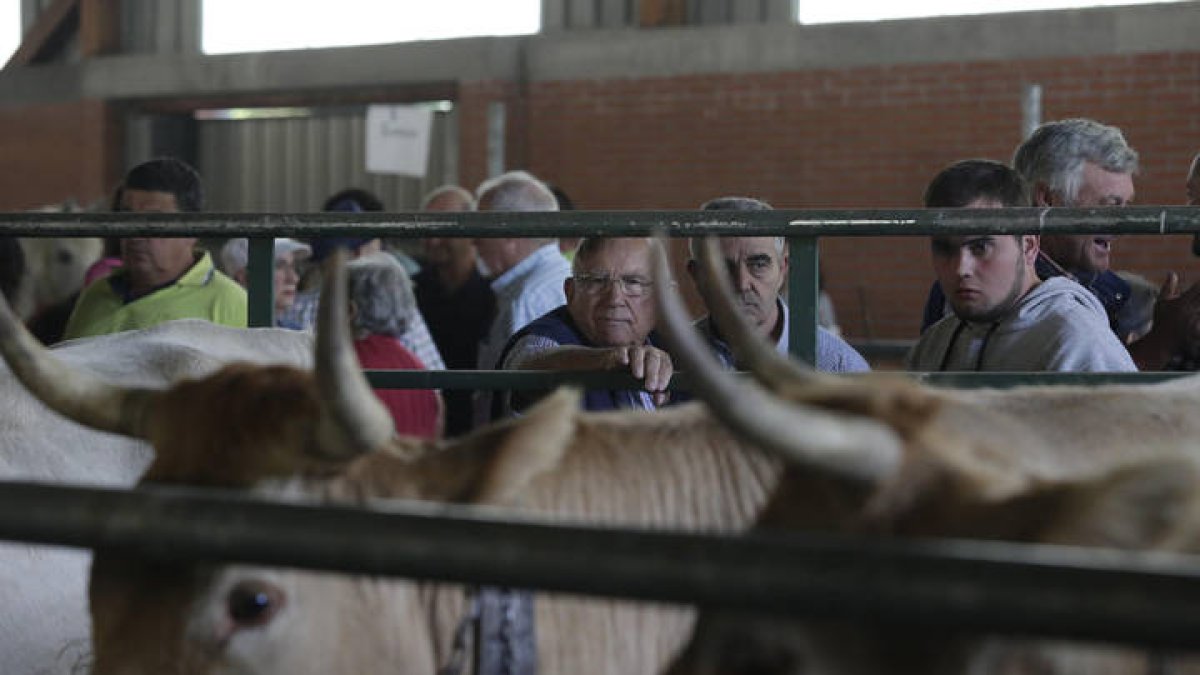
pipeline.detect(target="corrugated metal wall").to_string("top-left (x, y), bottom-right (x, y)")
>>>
top-left (196, 106), bottom-right (458, 212)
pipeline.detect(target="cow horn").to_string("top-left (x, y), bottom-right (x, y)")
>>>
top-left (313, 249), bottom-right (396, 458)
top-left (0, 283), bottom-right (157, 438)
top-left (693, 236), bottom-right (827, 393)
top-left (653, 238), bottom-right (900, 483)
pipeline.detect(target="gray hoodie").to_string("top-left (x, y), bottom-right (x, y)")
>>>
top-left (907, 276), bottom-right (1137, 372)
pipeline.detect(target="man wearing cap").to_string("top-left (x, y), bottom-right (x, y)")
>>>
top-left (64, 158), bottom-right (247, 339)
top-left (218, 237), bottom-right (311, 328)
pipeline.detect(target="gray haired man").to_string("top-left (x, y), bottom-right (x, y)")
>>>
top-left (1015, 118), bottom-right (1200, 369)
top-left (472, 170), bottom-right (572, 427)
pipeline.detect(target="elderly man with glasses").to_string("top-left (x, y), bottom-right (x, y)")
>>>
top-left (493, 237), bottom-right (674, 418)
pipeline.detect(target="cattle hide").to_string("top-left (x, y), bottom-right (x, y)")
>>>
top-left (0, 320), bottom-right (313, 675)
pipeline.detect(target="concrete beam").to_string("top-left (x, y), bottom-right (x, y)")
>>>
top-left (80, 36), bottom-right (521, 101)
top-left (0, 2), bottom-right (1195, 105)
top-left (527, 3), bottom-right (1200, 81)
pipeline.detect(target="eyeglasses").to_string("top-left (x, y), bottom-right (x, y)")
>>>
top-left (573, 273), bottom-right (654, 297)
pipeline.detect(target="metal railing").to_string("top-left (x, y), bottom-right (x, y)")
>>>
top-left (2, 208), bottom-right (1200, 649)
top-left (5, 206), bottom-right (1199, 388)
top-left (4, 479), bottom-right (1200, 648)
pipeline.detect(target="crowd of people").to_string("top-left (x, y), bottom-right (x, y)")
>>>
top-left (16, 116), bottom-right (1200, 440)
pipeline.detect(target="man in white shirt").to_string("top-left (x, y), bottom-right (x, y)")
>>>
top-left (472, 170), bottom-right (572, 426)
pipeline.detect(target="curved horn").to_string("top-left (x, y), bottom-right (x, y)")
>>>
top-left (0, 283), bottom-right (157, 437)
top-left (694, 236), bottom-right (827, 393)
top-left (654, 238), bottom-right (900, 483)
top-left (313, 249), bottom-right (396, 458)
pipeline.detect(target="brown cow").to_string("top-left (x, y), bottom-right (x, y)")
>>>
top-left (2, 242), bottom-right (1199, 674)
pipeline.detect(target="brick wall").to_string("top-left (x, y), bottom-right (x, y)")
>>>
top-left (0, 100), bottom-right (121, 211)
top-left (461, 50), bottom-right (1200, 341)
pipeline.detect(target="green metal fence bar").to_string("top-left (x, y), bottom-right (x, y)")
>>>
top-left (367, 369), bottom-right (681, 390)
top-left (364, 369), bottom-right (1189, 390)
top-left (788, 237), bottom-right (819, 364)
top-left (247, 237), bottom-right (275, 328)
top-left (7, 208), bottom-right (1196, 375)
top-left (3, 206), bottom-right (1200, 237)
top-left (917, 371), bottom-right (1186, 388)
top-left (5, 479), bottom-right (1200, 648)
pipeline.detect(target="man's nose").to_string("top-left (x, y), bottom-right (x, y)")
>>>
top-left (602, 278), bottom-right (625, 301)
top-left (955, 253), bottom-right (974, 277)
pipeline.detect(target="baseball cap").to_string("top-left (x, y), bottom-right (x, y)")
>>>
top-left (274, 238), bottom-right (311, 262)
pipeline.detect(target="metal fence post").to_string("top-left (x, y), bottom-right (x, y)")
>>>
top-left (787, 235), bottom-right (818, 365)
top-left (247, 237), bottom-right (275, 327)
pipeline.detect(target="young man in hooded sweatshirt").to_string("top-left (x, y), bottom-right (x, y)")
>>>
top-left (907, 159), bottom-right (1136, 372)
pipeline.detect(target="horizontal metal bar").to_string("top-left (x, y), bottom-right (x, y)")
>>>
top-left (3, 207), bottom-right (1199, 237)
top-left (4, 480), bottom-right (1200, 648)
top-left (366, 369), bottom-right (679, 390)
top-left (363, 369), bottom-right (1189, 390)
top-left (915, 371), bottom-right (1187, 388)
top-left (847, 339), bottom-right (917, 360)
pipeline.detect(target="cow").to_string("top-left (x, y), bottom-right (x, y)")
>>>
top-left (0, 320), bottom-right (313, 674)
top-left (13, 202), bottom-right (105, 323)
top-left (17, 236), bottom-right (105, 320)
top-left (2, 243), bottom-right (1200, 674)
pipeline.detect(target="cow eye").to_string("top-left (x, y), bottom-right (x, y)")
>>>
top-left (226, 580), bottom-right (285, 627)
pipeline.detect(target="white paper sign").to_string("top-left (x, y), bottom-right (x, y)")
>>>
top-left (365, 105), bottom-right (433, 177)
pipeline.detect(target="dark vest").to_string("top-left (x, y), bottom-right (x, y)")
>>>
top-left (492, 306), bottom-right (663, 420)
top-left (1035, 252), bottom-right (1131, 338)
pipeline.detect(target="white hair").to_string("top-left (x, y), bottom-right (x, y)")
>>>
top-left (421, 185), bottom-right (476, 211)
top-left (1012, 118), bottom-right (1139, 205)
top-left (475, 170), bottom-right (558, 212)
top-left (345, 252), bottom-right (417, 338)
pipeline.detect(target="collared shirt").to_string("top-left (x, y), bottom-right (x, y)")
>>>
top-left (473, 244), bottom-right (571, 428)
top-left (64, 252), bottom-right (247, 339)
top-left (476, 244), bottom-right (572, 371)
top-left (696, 297), bottom-right (870, 373)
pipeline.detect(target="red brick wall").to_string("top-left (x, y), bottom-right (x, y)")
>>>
top-left (461, 51), bottom-right (1200, 341)
top-left (0, 100), bottom-right (121, 211)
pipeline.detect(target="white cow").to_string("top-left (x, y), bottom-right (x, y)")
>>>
top-left (0, 320), bottom-right (313, 674)
top-left (16, 236), bottom-right (105, 320)
top-left (13, 202), bottom-right (105, 322)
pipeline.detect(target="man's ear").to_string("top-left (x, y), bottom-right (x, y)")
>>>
top-left (563, 276), bottom-right (575, 303)
top-left (1033, 184), bottom-right (1055, 207)
top-left (1022, 234), bottom-right (1040, 263)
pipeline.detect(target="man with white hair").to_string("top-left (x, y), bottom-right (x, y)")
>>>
top-left (472, 170), bottom-right (572, 427)
top-left (1015, 118), bottom-right (1200, 369)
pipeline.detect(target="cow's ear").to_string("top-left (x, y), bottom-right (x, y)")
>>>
top-left (1039, 459), bottom-right (1200, 551)
top-left (471, 388), bottom-right (581, 505)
